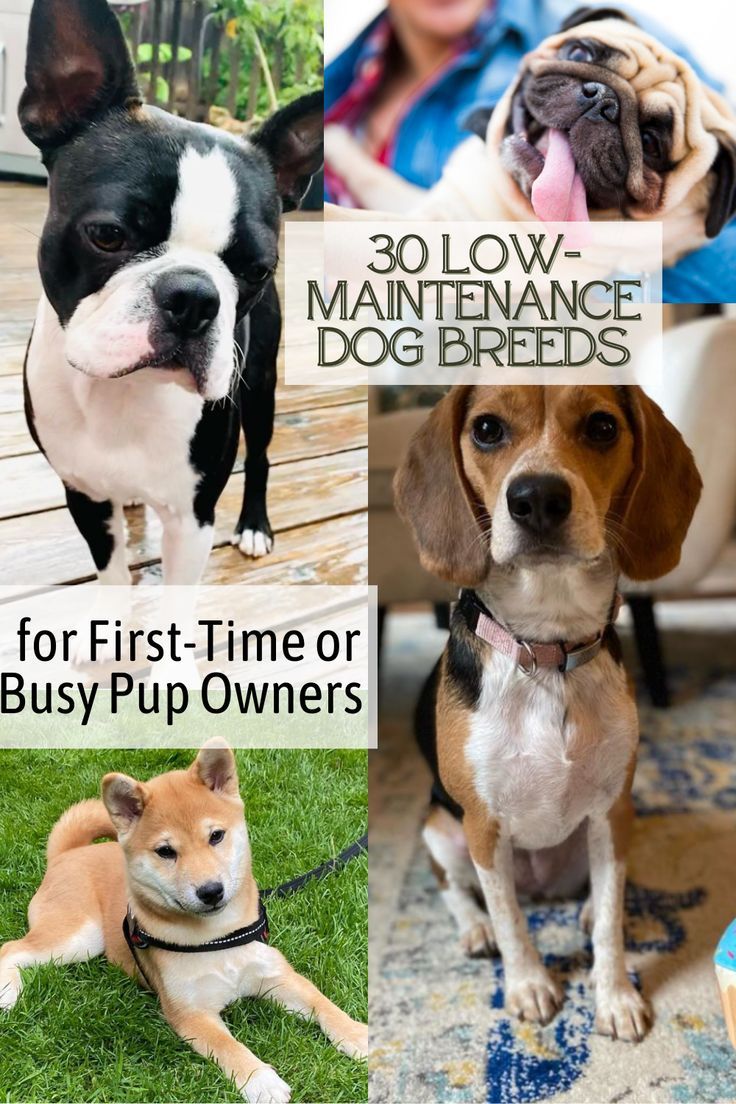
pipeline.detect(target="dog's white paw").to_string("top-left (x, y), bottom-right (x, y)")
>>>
top-left (461, 920), bottom-right (496, 958)
top-left (233, 529), bottom-right (273, 559)
top-left (242, 1066), bottom-right (291, 1103)
top-left (505, 966), bottom-right (562, 1025)
top-left (335, 1020), bottom-right (369, 1060)
top-left (0, 965), bottom-right (21, 1011)
top-left (595, 981), bottom-right (652, 1042)
top-left (579, 896), bottom-right (594, 935)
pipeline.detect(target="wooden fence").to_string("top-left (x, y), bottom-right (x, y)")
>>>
top-left (116, 0), bottom-right (317, 123)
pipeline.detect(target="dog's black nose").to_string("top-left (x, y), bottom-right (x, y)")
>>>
top-left (196, 880), bottom-right (225, 906)
top-left (579, 81), bottom-right (619, 123)
top-left (154, 268), bottom-right (220, 337)
top-left (507, 474), bottom-right (572, 534)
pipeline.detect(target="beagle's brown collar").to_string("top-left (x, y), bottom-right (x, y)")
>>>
top-left (457, 589), bottom-right (623, 676)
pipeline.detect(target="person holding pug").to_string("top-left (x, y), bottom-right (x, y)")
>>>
top-left (325, 0), bottom-right (735, 302)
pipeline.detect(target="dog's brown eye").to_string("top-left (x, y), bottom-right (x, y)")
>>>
top-left (585, 411), bottom-right (618, 444)
top-left (472, 414), bottom-right (506, 450)
top-left (86, 223), bottom-right (127, 253)
top-left (243, 262), bottom-right (272, 284)
top-left (155, 844), bottom-right (177, 860)
top-left (640, 128), bottom-right (661, 160)
top-left (209, 829), bottom-right (225, 846)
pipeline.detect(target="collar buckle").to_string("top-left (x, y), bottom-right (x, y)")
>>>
top-left (129, 918), bottom-right (149, 949)
top-left (516, 640), bottom-right (538, 677)
top-left (560, 637), bottom-right (602, 673)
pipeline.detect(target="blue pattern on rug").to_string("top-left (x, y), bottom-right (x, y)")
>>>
top-left (484, 885), bottom-right (705, 1103)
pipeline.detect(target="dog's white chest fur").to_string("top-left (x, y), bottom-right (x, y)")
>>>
top-left (161, 941), bottom-right (281, 1012)
top-left (27, 297), bottom-right (204, 511)
top-left (466, 650), bottom-right (637, 850)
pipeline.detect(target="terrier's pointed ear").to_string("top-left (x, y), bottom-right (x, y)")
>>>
top-left (19, 0), bottom-right (140, 152)
top-left (191, 739), bottom-right (240, 798)
top-left (102, 774), bottom-right (149, 837)
top-left (251, 90), bottom-right (324, 212)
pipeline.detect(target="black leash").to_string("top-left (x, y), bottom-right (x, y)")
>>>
top-left (260, 832), bottom-right (368, 899)
top-left (123, 833), bottom-right (368, 992)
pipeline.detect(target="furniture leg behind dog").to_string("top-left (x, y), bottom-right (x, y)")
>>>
top-left (626, 595), bottom-right (670, 708)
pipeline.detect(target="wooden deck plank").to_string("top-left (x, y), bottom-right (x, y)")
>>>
top-left (136, 512), bottom-right (367, 586)
top-left (0, 272), bottom-right (42, 301)
top-left (0, 398), bottom-right (366, 462)
top-left (0, 365), bottom-right (366, 417)
top-left (0, 412), bottom-right (33, 459)
top-left (0, 320), bottom-right (37, 347)
top-left (0, 376), bottom-right (23, 413)
top-left (0, 345), bottom-right (28, 377)
top-left (0, 301), bottom-right (38, 325)
top-left (0, 448), bottom-right (367, 585)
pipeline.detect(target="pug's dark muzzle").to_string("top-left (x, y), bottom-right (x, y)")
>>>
top-left (501, 57), bottom-right (649, 218)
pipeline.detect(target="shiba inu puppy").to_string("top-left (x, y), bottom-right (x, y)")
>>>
top-left (0, 741), bottom-right (367, 1102)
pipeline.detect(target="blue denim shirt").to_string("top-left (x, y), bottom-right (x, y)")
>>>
top-left (326, 0), bottom-right (735, 303)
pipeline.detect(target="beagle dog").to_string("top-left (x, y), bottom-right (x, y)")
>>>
top-left (394, 385), bottom-right (701, 1041)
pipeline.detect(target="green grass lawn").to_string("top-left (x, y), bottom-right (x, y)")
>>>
top-left (0, 748), bottom-right (367, 1104)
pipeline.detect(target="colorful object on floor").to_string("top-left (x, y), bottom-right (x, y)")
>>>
top-left (715, 921), bottom-right (736, 1048)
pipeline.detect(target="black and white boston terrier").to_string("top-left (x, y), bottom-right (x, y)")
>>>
top-left (20, 0), bottom-right (323, 586)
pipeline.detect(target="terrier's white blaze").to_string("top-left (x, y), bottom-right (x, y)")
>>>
top-left (170, 146), bottom-right (238, 255)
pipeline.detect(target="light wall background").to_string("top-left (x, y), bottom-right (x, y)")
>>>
top-left (324, 1), bottom-right (733, 98)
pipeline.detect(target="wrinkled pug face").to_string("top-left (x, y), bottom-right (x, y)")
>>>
top-left (496, 7), bottom-right (736, 234)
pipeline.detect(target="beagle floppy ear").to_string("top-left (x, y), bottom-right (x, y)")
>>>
top-left (615, 387), bottom-right (702, 581)
top-left (393, 388), bottom-right (489, 586)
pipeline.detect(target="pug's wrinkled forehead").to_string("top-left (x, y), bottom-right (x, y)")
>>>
top-left (531, 15), bottom-right (736, 217)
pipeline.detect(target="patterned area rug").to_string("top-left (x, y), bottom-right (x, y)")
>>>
top-left (369, 604), bottom-right (736, 1104)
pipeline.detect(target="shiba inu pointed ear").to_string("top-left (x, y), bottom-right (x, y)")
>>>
top-left (19, 0), bottom-right (141, 152)
top-left (102, 773), bottom-right (149, 837)
top-left (251, 90), bottom-right (324, 212)
top-left (191, 739), bottom-right (240, 798)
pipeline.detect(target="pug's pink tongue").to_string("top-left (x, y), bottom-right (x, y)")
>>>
top-left (531, 129), bottom-right (589, 222)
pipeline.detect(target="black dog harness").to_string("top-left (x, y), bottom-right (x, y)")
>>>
top-left (123, 902), bottom-right (269, 990)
